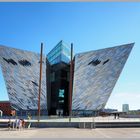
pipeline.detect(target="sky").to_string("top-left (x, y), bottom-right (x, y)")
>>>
top-left (0, 2), bottom-right (140, 111)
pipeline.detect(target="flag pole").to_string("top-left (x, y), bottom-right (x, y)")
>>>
top-left (38, 43), bottom-right (43, 122)
top-left (69, 43), bottom-right (73, 122)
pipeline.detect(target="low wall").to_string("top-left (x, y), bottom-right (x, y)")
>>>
top-left (32, 122), bottom-right (140, 128)
top-left (1, 121), bottom-right (140, 128)
top-left (120, 114), bottom-right (140, 118)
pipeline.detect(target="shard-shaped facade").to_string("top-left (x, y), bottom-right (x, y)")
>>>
top-left (72, 43), bottom-right (134, 112)
top-left (0, 46), bottom-right (47, 111)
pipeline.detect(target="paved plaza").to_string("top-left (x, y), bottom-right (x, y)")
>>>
top-left (0, 116), bottom-right (140, 138)
top-left (0, 127), bottom-right (140, 138)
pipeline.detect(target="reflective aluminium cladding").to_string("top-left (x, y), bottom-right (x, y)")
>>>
top-left (0, 46), bottom-right (47, 110)
top-left (72, 43), bottom-right (134, 111)
top-left (47, 40), bottom-right (71, 65)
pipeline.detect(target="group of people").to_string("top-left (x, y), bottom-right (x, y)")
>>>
top-left (114, 113), bottom-right (120, 119)
top-left (8, 118), bottom-right (26, 130)
top-left (8, 114), bottom-right (31, 130)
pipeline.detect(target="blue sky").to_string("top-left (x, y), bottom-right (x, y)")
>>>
top-left (0, 2), bottom-right (140, 111)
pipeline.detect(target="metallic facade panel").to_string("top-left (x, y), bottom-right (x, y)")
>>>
top-left (72, 43), bottom-right (134, 111)
top-left (0, 46), bottom-right (47, 110)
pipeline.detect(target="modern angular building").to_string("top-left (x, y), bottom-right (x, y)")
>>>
top-left (0, 41), bottom-right (134, 116)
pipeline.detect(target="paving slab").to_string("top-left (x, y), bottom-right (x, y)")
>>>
top-left (0, 128), bottom-right (140, 138)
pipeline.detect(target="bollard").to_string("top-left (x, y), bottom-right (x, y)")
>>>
top-left (83, 122), bottom-right (85, 128)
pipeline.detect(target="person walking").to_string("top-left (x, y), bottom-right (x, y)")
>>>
top-left (114, 113), bottom-right (117, 119)
top-left (117, 113), bottom-right (120, 119)
top-left (18, 119), bottom-right (22, 130)
top-left (21, 119), bottom-right (26, 129)
top-left (14, 117), bottom-right (19, 130)
top-left (7, 119), bottom-right (12, 131)
top-left (27, 114), bottom-right (32, 128)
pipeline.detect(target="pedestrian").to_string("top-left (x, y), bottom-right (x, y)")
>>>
top-left (27, 114), bottom-right (32, 128)
top-left (14, 117), bottom-right (19, 130)
top-left (7, 119), bottom-right (12, 130)
top-left (114, 113), bottom-right (116, 119)
top-left (21, 119), bottom-right (26, 129)
top-left (18, 119), bottom-right (22, 130)
top-left (117, 113), bottom-right (120, 119)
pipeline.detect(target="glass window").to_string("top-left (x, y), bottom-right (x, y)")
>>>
top-left (88, 57), bottom-right (101, 66)
top-left (59, 89), bottom-right (64, 97)
top-left (103, 59), bottom-right (110, 65)
top-left (50, 72), bottom-right (55, 82)
top-left (58, 89), bottom-right (64, 103)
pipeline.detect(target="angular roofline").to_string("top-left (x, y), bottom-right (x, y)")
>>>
top-left (75, 42), bottom-right (135, 56)
top-left (47, 40), bottom-right (70, 56)
top-left (0, 44), bottom-right (40, 55)
top-left (0, 42), bottom-right (135, 59)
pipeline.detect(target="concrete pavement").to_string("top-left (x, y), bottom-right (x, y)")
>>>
top-left (0, 128), bottom-right (140, 138)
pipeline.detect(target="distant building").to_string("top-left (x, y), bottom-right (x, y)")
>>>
top-left (122, 104), bottom-right (129, 112)
top-left (0, 101), bottom-right (12, 116)
top-left (102, 108), bottom-right (118, 113)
